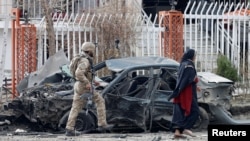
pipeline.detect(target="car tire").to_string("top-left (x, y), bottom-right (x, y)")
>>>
top-left (193, 106), bottom-right (209, 130)
top-left (58, 110), bottom-right (96, 131)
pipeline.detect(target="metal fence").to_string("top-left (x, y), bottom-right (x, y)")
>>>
top-left (12, 0), bottom-right (99, 20)
top-left (184, 1), bottom-right (250, 82)
top-left (36, 11), bottom-right (162, 68)
top-left (35, 0), bottom-right (158, 69)
top-left (2, 0), bottom-right (250, 86)
top-left (34, 0), bottom-right (250, 83)
top-left (11, 0), bottom-right (143, 20)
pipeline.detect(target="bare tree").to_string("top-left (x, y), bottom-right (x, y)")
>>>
top-left (40, 0), bottom-right (56, 57)
top-left (96, 0), bottom-right (136, 59)
top-left (93, 0), bottom-right (137, 76)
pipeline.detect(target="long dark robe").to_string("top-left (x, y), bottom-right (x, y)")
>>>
top-left (168, 59), bottom-right (199, 132)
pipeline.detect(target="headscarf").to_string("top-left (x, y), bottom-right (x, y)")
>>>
top-left (180, 49), bottom-right (195, 63)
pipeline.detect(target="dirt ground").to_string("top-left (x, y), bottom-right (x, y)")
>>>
top-left (0, 131), bottom-right (208, 141)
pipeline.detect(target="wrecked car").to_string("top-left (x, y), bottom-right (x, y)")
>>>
top-left (196, 72), bottom-right (250, 126)
top-left (3, 50), bottom-right (250, 133)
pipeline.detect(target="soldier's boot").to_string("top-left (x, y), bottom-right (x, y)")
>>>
top-left (97, 124), bottom-right (114, 132)
top-left (98, 124), bottom-right (114, 131)
top-left (65, 129), bottom-right (81, 136)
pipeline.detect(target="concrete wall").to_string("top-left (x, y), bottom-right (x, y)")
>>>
top-left (0, 0), bottom-right (12, 17)
top-left (0, 28), bottom-right (12, 73)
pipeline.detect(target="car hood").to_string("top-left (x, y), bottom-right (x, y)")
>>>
top-left (16, 50), bottom-right (70, 92)
top-left (105, 56), bottom-right (179, 72)
top-left (197, 72), bottom-right (234, 89)
top-left (197, 72), bottom-right (234, 84)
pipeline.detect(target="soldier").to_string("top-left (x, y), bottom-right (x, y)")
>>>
top-left (65, 42), bottom-right (113, 136)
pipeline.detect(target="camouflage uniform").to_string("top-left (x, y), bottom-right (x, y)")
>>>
top-left (66, 49), bottom-right (107, 131)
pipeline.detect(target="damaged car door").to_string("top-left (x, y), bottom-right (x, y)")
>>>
top-left (149, 68), bottom-right (178, 130)
top-left (103, 67), bottom-right (159, 131)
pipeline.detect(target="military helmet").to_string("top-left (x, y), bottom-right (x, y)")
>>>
top-left (81, 42), bottom-right (95, 54)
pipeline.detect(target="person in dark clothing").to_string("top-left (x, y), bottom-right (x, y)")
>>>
top-left (168, 49), bottom-right (201, 138)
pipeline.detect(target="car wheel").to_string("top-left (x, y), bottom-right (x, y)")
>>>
top-left (193, 106), bottom-right (209, 130)
top-left (58, 110), bottom-right (96, 131)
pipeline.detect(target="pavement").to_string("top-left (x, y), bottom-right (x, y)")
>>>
top-left (0, 131), bottom-right (208, 141)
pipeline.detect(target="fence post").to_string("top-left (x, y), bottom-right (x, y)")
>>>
top-left (159, 10), bottom-right (184, 62)
top-left (12, 8), bottom-right (37, 98)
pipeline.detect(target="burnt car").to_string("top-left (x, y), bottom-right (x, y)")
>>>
top-left (3, 50), bottom-right (249, 133)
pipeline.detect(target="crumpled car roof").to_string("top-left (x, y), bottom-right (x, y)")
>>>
top-left (105, 56), bottom-right (180, 72)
